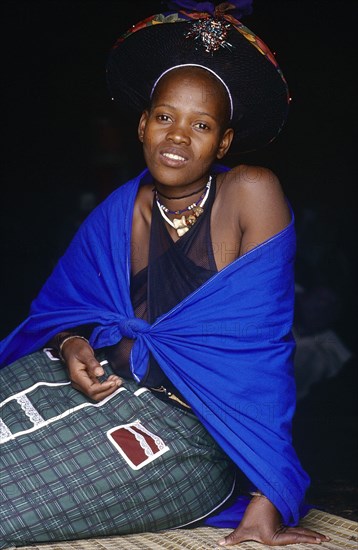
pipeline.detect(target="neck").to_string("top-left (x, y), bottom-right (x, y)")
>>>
top-left (155, 176), bottom-right (212, 217)
top-left (154, 175), bottom-right (210, 200)
top-left (156, 183), bottom-right (207, 201)
top-left (155, 176), bottom-right (212, 236)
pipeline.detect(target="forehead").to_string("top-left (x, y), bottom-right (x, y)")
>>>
top-left (152, 67), bottom-right (227, 111)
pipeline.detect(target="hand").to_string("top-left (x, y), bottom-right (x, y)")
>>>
top-left (218, 495), bottom-right (330, 546)
top-left (61, 337), bottom-right (123, 400)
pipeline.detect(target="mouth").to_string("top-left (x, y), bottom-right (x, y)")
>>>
top-left (162, 152), bottom-right (186, 161)
top-left (160, 148), bottom-right (188, 166)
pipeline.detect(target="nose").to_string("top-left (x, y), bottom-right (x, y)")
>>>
top-left (166, 123), bottom-right (191, 145)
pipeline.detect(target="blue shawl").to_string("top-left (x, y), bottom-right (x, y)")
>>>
top-left (0, 168), bottom-right (310, 526)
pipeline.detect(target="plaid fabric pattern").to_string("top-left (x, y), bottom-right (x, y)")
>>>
top-left (0, 350), bottom-right (234, 548)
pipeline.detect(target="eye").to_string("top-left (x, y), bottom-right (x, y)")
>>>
top-left (156, 114), bottom-right (172, 123)
top-left (194, 122), bottom-right (210, 131)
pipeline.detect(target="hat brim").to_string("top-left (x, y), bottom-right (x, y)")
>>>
top-left (106, 13), bottom-right (289, 153)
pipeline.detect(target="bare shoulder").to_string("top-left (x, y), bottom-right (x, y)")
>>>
top-left (133, 183), bottom-right (153, 220)
top-left (219, 164), bottom-right (284, 198)
top-left (217, 164), bottom-right (292, 255)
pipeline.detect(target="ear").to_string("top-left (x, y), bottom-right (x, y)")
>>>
top-left (138, 110), bottom-right (149, 143)
top-left (216, 128), bottom-right (234, 159)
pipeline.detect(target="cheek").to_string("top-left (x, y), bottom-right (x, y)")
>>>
top-left (142, 126), bottom-right (161, 149)
top-left (142, 136), bottom-right (160, 168)
top-left (196, 138), bottom-right (222, 159)
top-left (141, 133), bottom-right (153, 154)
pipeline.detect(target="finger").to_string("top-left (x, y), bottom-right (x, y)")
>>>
top-left (70, 363), bottom-right (96, 391)
top-left (72, 378), bottom-right (121, 401)
top-left (95, 377), bottom-right (122, 392)
top-left (85, 356), bottom-right (106, 379)
top-left (89, 383), bottom-right (121, 401)
top-left (96, 372), bottom-right (123, 385)
top-left (106, 374), bottom-right (124, 386)
top-left (70, 363), bottom-right (110, 392)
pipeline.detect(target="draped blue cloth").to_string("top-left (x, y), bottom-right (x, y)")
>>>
top-left (0, 168), bottom-right (310, 526)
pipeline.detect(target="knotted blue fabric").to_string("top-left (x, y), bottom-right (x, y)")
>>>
top-left (0, 168), bottom-right (310, 526)
top-left (118, 317), bottom-right (150, 340)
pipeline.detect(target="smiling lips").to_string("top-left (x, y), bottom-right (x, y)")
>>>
top-left (160, 149), bottom-right (188, 166)
top-left (163, 152), bottom-right (186, 161)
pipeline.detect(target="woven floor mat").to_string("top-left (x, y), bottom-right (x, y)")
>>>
top-left (16, 509), bottom-right (358, 549)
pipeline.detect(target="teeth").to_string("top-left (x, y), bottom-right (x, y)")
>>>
top-left (163, 153), bottom-right (185, 161)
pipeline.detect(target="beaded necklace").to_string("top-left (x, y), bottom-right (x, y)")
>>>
top-left (155, 176), bottom-right (212, 237)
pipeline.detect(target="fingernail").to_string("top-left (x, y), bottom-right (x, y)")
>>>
top-left (218, 541), bottom-right (226, 546)
top-left (315, 538), bottom-right (322, 543)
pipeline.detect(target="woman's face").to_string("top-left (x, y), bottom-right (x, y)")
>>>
top-left (138, 66), bottom-right (233, 190)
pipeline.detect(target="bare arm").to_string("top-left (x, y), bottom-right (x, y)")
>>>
top-left (224, 165), bottom-right (291, 258)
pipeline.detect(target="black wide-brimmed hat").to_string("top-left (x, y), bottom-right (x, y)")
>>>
top-left (106, 3), bottom-right (290, 153)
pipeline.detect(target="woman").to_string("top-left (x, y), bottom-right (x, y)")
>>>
top-left (0, 2), bottom-right (328, 546)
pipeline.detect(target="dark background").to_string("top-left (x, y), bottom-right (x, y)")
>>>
top-left (1, 0), bottom-right (357, 520)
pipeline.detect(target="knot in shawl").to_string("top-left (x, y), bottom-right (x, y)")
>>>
top-left (118, 317), bottom-right (150, 339)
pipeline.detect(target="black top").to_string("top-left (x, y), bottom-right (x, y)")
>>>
top-left (107, 176), bottom-right (218, 404)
